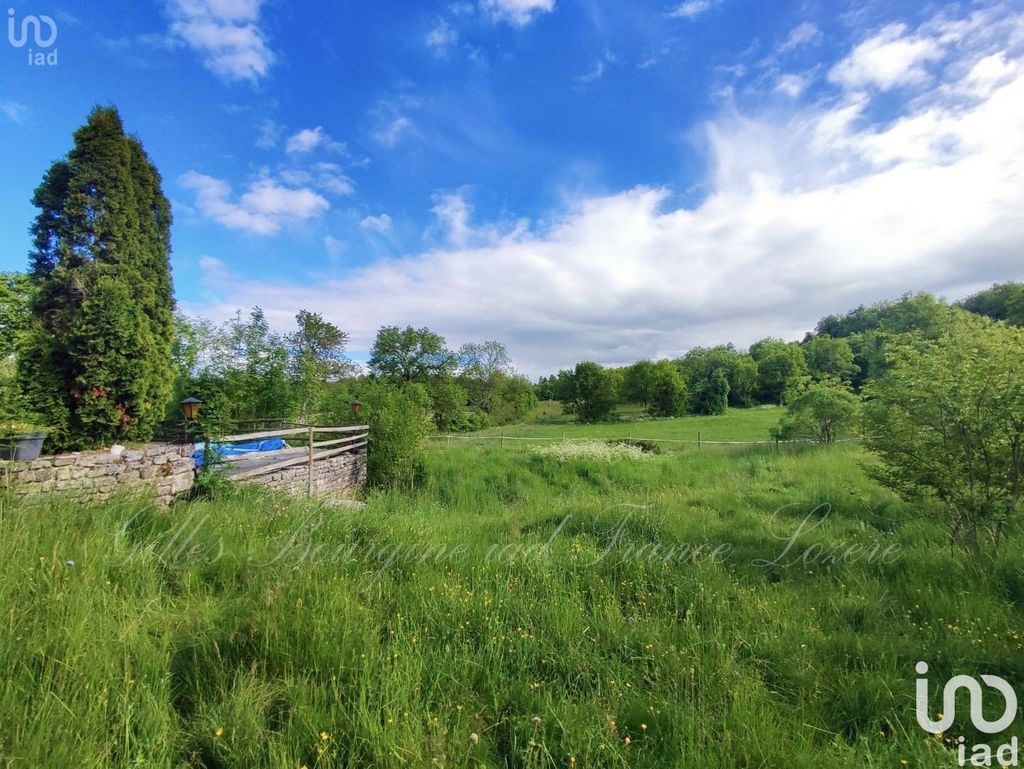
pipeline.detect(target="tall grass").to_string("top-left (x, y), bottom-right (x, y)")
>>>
top-left (0, 443), bottom-right (1021, 767)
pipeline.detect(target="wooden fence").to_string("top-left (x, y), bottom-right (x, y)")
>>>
top-left (205, 423), bottom-right (369, 496)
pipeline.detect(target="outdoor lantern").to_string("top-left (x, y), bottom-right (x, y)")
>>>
top-left (179, 396), bottom-right (203, 421)
top-left (351, 400), bottom-right (363, 417)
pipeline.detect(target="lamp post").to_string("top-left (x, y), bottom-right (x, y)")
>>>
top-left (179, 396), bottom-right (203, 422)
top-left (179, 396), bottom-right (204, 469)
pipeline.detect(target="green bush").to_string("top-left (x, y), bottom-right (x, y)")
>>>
top-left (367, 384), bottom-right (433, 488)
top-left (771, 379), bottom-right (860, 444)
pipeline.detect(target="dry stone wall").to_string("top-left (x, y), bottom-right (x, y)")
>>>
top-left (2, 443), bottom-right (368, 505)
top-left (1, 443), bottom-right (195, 506)
top-left (246, 446), bottom-right (367, 499)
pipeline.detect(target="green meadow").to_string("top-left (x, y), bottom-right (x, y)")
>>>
top-left (2, 416), bottom-right (1022, 768)
top-left (462, 402), bottom-right (786, 444)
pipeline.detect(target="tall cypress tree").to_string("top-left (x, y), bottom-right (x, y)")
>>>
top-left (20, 106), bottom-right (175, 450)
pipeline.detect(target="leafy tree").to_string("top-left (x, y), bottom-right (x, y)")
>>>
top-left (458, 340), bottom-right (512, 379)
top-left (428, 374), bottom-right (470, 432)
top-left (535, 370), bottom-right (575, 403)
top-left (20, 106), bottom-right (175, 450)
top-left (771, 379), bottom-right (860, 444)
top-left (749, 338), bottom-right (808, 404)
top-left (287, 310), bottom-right (351, 422)
top-left (959, 282), bottom-right (1024, 327)
top-left (489, 375), bottom-right (538, 425)
top-left (679, 346), bottom-right (758, 408)
top-left (623, 360), bottom-right (657, 408)
top-left (863, 312), bottom-right (1024, 552)
top-left (563, 361), bottom-right (618, 423)
top-left (816, 292), bottom-right (950, 339)
top-left (226, 308), bottom-right (294, 422)
top-left (802, 334), bottom-right (859, 384)
top-left (369, 325), bottom-right (456, 382)
top-left (366, 383), bottom-right (433, 489)
top-left (457, 340), bottom-right (511, 415)
top-left (168, 312), bottom-right (228, 420)
top-left (691, 368), bottom-right (729, 415)
top-left (815, 292), bottom-right (958, 387)
top-left (648, 360), bottom-right (688, 417)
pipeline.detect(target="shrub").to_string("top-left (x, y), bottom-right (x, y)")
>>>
top-left (771, 379), bottom-right (860, 444)
top-left (863, 312), bottom-right (1024, 552)
top-left (367, 384), bottom-right (433, 489)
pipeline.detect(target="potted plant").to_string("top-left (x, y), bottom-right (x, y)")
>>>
top-left (0, 421), bottom-right (48, 461)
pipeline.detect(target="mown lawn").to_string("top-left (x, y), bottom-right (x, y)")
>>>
top-left (0, 441), bottom-right (1021, 768)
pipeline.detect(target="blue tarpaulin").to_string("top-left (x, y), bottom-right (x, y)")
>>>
top-left (194, 438), bottom-right (288, 468)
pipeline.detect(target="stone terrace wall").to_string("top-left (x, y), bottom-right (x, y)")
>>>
top-left (246, 446), bottom-right (366, 499)
top-left (1, 443), bottom-right (195, 506)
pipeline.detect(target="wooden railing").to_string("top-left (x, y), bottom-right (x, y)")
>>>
top-left (207, 424), bottom-right (369, 495)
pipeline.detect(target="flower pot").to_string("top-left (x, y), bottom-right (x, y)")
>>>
top-left (0, 433), bottom-right (46, 462)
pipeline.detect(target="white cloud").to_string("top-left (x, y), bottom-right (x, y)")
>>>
top-left (0, 100), bottom-right (30, 123)
top-left (779, 21), bottom-right (822, 53)
top-left (360, 214), bottom-right (393, 233)
top-left (167, 0), bottom-right (275, 83)
top-left (324, 235), bottom-right (346, 260)
top-left (431, 192), bottom-right (474, 247)
top-left (369, 94), bottom-right (422, 148)
top-left (829, 22), bottom-right (943, 91)
top-left (285, 127), bottom-right (328, 154)
top-left (578, 50), bottom-right (617, 83)
top-left (373, 115), bottom-right (415, 147)
top-left (774, 73), bottom-right (809, 98)
top-left (480, 0), bottom-right (554, 26)
top-left (191, 7), bottom-right (1024, 376)
top-left (255, 118), bottom-right (281, 149)
top-left (180, 172), bottom-right (329, 235)
top-left (668, 0), bottom-right (719, 20)
top-left (961, 51), bottom-right (1019, 95)
top-left (426, 18), bottom-right (458, 55)
top-left (311, 163), bottom-right (356, 196)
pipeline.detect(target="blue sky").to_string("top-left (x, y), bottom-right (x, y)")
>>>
top-left (2, 0), bottom-right (1023, 375)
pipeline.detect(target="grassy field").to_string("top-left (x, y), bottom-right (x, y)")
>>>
top-left (1, 436), bottom-right (1022, 768)
top-left (468, 404), bottom-right (787, 444)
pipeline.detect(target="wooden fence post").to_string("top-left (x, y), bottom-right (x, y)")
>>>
top-left (307, 426), bottom-right (314, 496)
top-left (697, 431), bottom-right (702, 450)
top-left (500, 431), bottom-right (505, 449)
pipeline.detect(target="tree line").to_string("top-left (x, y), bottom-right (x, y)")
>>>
top-left (172, 310), bottom-right (537, 434)
top-left (534, 287), bottom-right (1024, 424)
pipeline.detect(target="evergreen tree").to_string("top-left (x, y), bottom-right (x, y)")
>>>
top-left (20, 106), bottom-right (175, 450)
